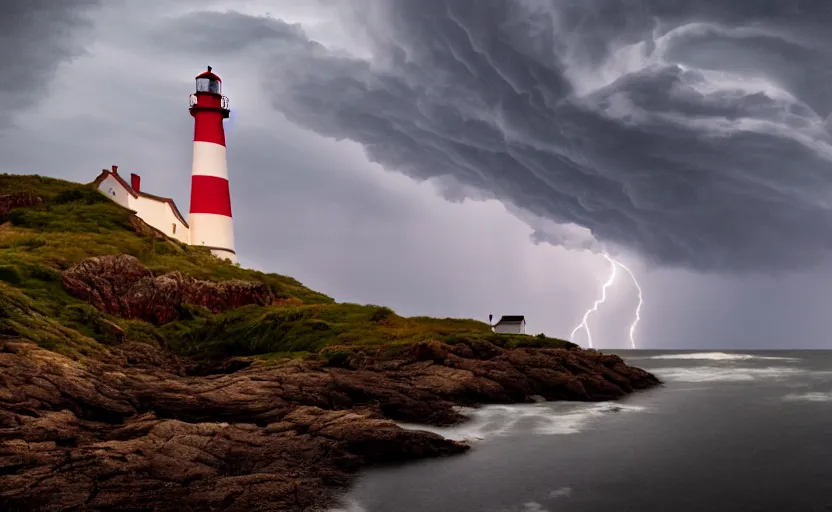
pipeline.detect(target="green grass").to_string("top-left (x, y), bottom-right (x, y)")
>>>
top-left (0, 173), bottom-right (575, 359)
top-left (162, 303), bottom-right (505, 359)
top-left (0, 282), bottom-right (104, 358)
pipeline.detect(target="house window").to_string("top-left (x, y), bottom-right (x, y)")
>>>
top-left (172, 224), bottom-right (176, 234)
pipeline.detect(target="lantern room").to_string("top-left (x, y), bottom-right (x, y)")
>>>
top-left (189, 66), bottom-right (230, 119)
top-left (195, 66), bottom-right (222, 95)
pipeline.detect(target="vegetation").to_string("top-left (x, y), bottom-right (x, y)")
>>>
top-left (0, 174), bottom-right (575, 360)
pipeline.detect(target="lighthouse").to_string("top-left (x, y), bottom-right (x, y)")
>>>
top-left (188, 66), bottom-right (237, 263)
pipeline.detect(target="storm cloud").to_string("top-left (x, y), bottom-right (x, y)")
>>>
top-left (0, 0), bottom-right (99, 127)
top-left (8, 1), bottom-right (832, 348)
top-left (194, 0), bottom-right (832, 274)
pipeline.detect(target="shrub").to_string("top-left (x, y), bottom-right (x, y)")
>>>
top-left (53, 187), bottom-right (109, 205)
top-left (12, 236), bottom-right (48, 250)
top-left (59, 304), bottom-right (126, 346)
top-left (0, 265), bottom-right (23, 284)
top-left (24, 263), bottom-right (61, 282)
top-left (370, 306), bottom-right (394, 323)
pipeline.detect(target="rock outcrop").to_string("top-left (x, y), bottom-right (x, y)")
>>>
top-left (0, 338), bottom-right (659, 511)
top-left (0, 193), bottom-right (43, 219)
top-left (62, 255), bottom-right (274, 324)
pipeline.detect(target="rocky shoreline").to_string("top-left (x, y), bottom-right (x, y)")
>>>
top-left (0, 182), bottom-right (661, 510)
top-left (0, 336), bottom-right (659, 511)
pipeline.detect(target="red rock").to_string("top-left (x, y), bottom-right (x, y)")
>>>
top-left (0, 193), bottom-right (43, 218)
top-left (61, 255), bottom-right (274, 324)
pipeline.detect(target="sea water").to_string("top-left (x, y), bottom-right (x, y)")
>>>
top-left (329, 350), bottom-right (832, 512)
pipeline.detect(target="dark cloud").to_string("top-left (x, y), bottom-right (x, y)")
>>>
top-left (148, 10), bottom-right (309, 55)
top-left (0, 0), bottom-right (99, 127)
top-left (192, 0), bottom-right (832, 274)
top-left (9, 1), bottom-right (832, 348)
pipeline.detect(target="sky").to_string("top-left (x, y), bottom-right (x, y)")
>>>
top-left (4, 0), bottom-right (832, 349)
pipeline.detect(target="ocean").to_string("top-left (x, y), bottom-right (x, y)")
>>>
top-left (329, 351), bottom-right (832, 512)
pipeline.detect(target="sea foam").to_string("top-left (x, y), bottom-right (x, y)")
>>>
top-left (645, 352), bottom-right (799, 362)
top-left (652, 366), bottom-right (805, 383)
top-left (327, 500), bottom-right (367, 512)
top-left (783, 391), bottom-right (832, 403)
top-left (397, 401), bottom-right (645, 441)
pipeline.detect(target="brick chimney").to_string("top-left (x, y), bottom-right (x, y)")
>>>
top-left (130, 173), bottom-right (141, 193)
top-left (111, 165), bottom-right (118, 174)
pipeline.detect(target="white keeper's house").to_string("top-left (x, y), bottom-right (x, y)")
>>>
top-left (94, 165), bottom-right (190, 245)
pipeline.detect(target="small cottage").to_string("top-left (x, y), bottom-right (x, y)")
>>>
top-left (492, 315), bottom-right (526, 335)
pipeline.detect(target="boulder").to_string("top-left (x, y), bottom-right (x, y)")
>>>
top-left (62, 254), bottom-right (274, 324)
top-left (0, 193), bottom-right (43, 219)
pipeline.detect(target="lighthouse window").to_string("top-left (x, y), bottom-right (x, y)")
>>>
top-left (196, 77), bottom-right (221, 94)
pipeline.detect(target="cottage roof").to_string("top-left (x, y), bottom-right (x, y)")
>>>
top-left (496, 315), bottom-right (525, 324)
top-left (92, 168), bottom-right (189, 228)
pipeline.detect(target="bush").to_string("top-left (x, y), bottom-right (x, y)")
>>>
top-left (153, 240), bottom-right (176, 255)
top-left (163, 306), bottom-right (329, 358)
top-left (0, 283), bottom-right (103, 356)
top-left (12, 236), bottom-right (48, 250)
top-left (370, 306), bottom-right (394, 323)
top-left (124, 320), bottom-right (164, 348)
top-left (0, 265), bottom-right (23, 284)
top-left (24, 263), bottom-right (61, 282)
top-left (59, 304), bottom-right (126, 346)
top-left (322, 349), bottom-right (352, 368)
top-left (54, 187), bottom-right (110, 206)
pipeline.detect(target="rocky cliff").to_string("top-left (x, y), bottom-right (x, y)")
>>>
top-left (0, 175), bottom-right (661, 511)
top-left (62, 254), bottom-right (275, 325)
top-left (0, 336), bottom-right (657, 511)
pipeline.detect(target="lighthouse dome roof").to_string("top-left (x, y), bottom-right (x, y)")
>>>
top-left (195, 66), bottom-right (222, 82)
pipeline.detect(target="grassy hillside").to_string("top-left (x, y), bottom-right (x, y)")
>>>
top-left (0, 174), bottom-right (574, 360)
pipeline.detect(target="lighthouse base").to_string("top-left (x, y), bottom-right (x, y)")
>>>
top-left (188, 213), bottom-right (236, 263)
top-left (210, 248), bottom-right (238, 264)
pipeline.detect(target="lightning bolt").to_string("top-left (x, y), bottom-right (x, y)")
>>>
top-left (570, 253), bottom-right (644, 349)
top-left (569, 254), bottom-right (617, 349)
top-left (611, 258), bottom-right (643, 350)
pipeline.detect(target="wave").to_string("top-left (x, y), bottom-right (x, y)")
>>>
top-left (652, 366), bottom-right (805, 383)
top-left (644, 352), bottom-right (799, 362)
top-left (327, 500), bottom-right (367, 512)
top-left (513, 503), bottom-right (549, 512)
top-left (783, 392), bottom-right (832, 403)
top-left (330, 486), bottom-right (574, 512)
top-left (397, 401), bottom-right (645, 442)
top-left (548, 487), bottom-right (573, 499)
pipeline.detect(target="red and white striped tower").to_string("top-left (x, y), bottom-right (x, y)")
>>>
top-left (188, 66), bottom-right (237, 263)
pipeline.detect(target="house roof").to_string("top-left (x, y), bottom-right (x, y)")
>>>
top-left (92, 169), bottom-right (189, 228)
top-left (496, 315), bottom-right (525, 324)
top-left (93, 169), bottom-right (136, 198)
